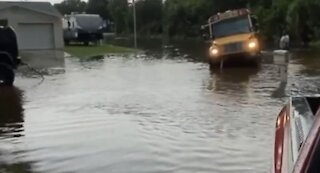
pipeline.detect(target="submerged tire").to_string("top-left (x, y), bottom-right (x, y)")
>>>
top-left (0, 51), bottom-right (15, 68)
top-left (250, 55), bottom-right (262, 67)
top-left (0, 63), bottom-right (14, 86)
top-left (209, 59), bottom-right (221, 70)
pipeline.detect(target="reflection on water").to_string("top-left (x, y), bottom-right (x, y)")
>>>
top-left (0, 161), bottom-right (33, 173)
top-left (81, 55), bottom-right (105, 62)
top-left (110, 38), bottom-right (208, 62)
top-left (209, 68), bottom-right (259, 93)
top-left (0, 87), bottom-right (31, 172)
top-left (289, 50), bottom-right (320, 96)
top-left (0, 87), bottom-right (24, 138)
top-left (271, 82), bottom-right (287, 98)
top-left (1, 39), bottom-right (320, 173)
top-left (10, 56), bottom-right (280, 173)
top-left (291, 50), bottom-right (320, 75)
top-left (20, 50), bottom-right (65, 69)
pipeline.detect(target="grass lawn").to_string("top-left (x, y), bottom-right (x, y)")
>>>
top-left (65, 44), bottom-right (136, 58)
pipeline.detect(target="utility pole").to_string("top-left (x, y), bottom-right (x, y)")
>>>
top-left (133, 0), bottom-right (137, 49)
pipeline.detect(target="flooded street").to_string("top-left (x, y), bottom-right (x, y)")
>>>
top-left (1, 41), bottom-right (320, 173)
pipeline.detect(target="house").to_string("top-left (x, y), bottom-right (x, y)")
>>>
top-left (0, 1), bottom-right (63, 51)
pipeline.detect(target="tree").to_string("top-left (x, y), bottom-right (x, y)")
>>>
top-left (163, 0), bottom-right (215, 37)
top-left (135, 0), bottom-right (163, 35)
top-left (287, 0), bottom-right (320, 44)
top-left (54, 0), bottom-right (320, 43)
top-left (108, 0), bottom-right (129, 34)
top-left (54, 0), bottom-right (86, 15)
top-left (86, 0), bottom-right (110, 20)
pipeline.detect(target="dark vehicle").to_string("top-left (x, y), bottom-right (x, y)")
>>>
top-left (0, 26), bottom-right (19, 86)
top-left (63, 14), bottom-right (105, 45)
top-left (273, 97), bottom-right (320, 173)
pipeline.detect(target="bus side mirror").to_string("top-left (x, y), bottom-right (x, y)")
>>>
top-left (251, 16), bottom-right (259, 32)
top-left (200, 25), bottom-right (210, 41)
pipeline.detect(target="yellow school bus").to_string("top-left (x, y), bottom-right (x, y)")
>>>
top-left (203, 9), bottom-right (261, 66)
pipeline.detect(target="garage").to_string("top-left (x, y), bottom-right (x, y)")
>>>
top-left (0, 1), bottom-right (64, 51)
top-left (18, 24), bottom-right (54, 50)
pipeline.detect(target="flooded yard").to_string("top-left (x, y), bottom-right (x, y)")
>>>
top-left (1, 42), bottom-right (320, 173)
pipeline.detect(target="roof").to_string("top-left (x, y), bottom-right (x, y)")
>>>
top-left (209, 9), bottom-right (250, 23)
top-left (0, 1), bottom-right (62, 18)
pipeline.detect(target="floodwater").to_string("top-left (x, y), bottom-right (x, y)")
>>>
top-left (1, 40), bottom-right (320, 173)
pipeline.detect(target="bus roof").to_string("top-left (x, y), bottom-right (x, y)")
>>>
top-left (209, 9), bottom-right (250, 24)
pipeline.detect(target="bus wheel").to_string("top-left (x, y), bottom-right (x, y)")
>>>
top-left (0, 63), bottom-right (14, 86)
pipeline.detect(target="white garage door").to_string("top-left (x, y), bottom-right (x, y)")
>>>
top-left (18, 23), bottom-right (54, 50)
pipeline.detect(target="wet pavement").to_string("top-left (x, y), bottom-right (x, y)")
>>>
top-left (1, 41), bottom-right (320, 173)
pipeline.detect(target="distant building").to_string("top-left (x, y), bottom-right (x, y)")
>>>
top-left (0, 1), bottom-right (64, 51)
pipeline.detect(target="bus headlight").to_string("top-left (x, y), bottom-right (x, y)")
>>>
top-left (210, 47), bottom-right (219, 56)
top-left (248, 41), bottom-right (257, 49)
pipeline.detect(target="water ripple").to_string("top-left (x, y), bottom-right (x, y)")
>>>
top-left (1, 50), bottom-right (318, 173)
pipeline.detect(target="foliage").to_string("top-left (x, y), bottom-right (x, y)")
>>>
top-left (108, 0), bottom-right (129, 34)
top-left (163, 0), bottom-right (214, 37)
top-left (252, 0), bottom-right (320, 43)
top-left (135, 0), bottom-right (163, 35)
top-left (286, 0), bottom-right (320, 42)
top-left (54, 0), bottom-right (87, 15)
top-left (86, 0), bottom-right (110, 20)
top-left (54, 0), bottom-right (320, 43)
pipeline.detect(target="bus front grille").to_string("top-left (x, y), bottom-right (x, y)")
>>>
top-left (224, 42), bottom-right (243, 53)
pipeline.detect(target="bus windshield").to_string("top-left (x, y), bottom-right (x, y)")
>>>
top-left (212, 16), bottom-right (250, 38)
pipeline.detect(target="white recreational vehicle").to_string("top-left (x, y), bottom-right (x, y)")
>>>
top-left (63, 13), bottom-right (105, 45)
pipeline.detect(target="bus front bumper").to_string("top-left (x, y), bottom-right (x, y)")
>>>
top-left (209, 51), bottom-right (261, 64)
